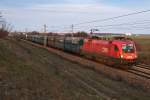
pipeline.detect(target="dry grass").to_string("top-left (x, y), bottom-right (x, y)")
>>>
top-left (0, 38), bottom-right (150, 100)
top-left (133, 35), bottom-right (150, 65)
top-left (0, 29), bottom-right (8, 38)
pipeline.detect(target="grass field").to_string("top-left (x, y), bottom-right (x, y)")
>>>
top-left (0, 38), bottom-right (150, 100)
top-left (133, 35), bottom-right (150, 65)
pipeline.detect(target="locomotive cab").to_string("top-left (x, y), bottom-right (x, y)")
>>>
top-left (120, 43), bottom-right (137, 60)
top-left (110, 42), bottom-right (137, 65)
top-left (111, 36), bottom-right (137, 60)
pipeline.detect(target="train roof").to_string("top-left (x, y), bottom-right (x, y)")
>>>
top-left (92, 33), bottom-right (126, 36)
top-left (91, 33), bottom-right (132, 41)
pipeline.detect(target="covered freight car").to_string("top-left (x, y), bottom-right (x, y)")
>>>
top-left (47, 36), bottom-right (84, 53)
top-left (27, 35), bottom-right (46, 45)
top-left (54, 36), bottom-right (65, 49)
top-left (47, 36), bottom-right (55, 48)
top-left (64, 37), bottom-right (84, 53)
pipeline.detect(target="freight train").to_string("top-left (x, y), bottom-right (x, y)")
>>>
top-left (25, 34), bottom-right (138, 68)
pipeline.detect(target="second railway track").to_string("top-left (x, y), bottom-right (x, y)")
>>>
top-left (128, 64), bottom-right (150, 79)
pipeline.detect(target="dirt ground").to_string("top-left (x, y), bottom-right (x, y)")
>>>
top-left (0, 38), bottom-right (150, 100)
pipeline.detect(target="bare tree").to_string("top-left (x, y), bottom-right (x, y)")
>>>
top-left (0, 12), bottom-right (9, 38)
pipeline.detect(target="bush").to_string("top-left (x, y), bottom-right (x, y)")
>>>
top-left (73, 31), bottom-right (89, 37)
top-left (0, 28), bottom-right (9, 38)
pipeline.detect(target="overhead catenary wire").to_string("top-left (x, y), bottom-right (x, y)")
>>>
top-left (93, 20), bottom-right (150, 28)
top-left (53, 21), bottom-right (150, 32)
top-left (0, 11), bottom-right (2, 17)
top-left (74, 9), bottom-right (150, 26)
top-left (99, 27), bottom-right (150, 31)
top-left (73, 19), bottom-right (150, 29)
top-left (73, 22), bottom-right (150, 31)
top-left (38, 9), bottom-right (150, 33)
top-left (61, 24), bottom-right (150, 33)
top-left (57, 9), bottom-right (150, 32)
top-left (72, 23), bottom-right (150, 33)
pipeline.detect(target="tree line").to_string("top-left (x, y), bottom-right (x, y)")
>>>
top-left (26, 31), bottom-right (89, 37)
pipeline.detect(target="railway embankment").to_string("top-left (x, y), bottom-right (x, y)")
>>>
top-left (0, 38), bottom-right (150, 100)
top-left (22, 38), bottom-right (150, 91)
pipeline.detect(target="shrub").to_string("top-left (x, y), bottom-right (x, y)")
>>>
top-left (0, 28), bottom-right (9, 38)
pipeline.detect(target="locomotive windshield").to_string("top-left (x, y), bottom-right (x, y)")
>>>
top-left (122, 44), bottom-right (134, 53)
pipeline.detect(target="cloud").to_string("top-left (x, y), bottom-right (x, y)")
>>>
top-left (1, 1), bottom-right (150, 34)
top-left (27, 3), bottom-right (130, 14)
top-left (62, 0), bottom-right (101, 4)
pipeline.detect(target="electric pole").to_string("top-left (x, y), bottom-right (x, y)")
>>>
top-left (0, 12), bottom-right (4, 29)
top-left (44, 24), bottom-right (47, 33)
top-left (0, 11), bottom-right (3, 23)
top-left (0, 11), bottom-right (2, 18)
top-left (25, 28), bottom-right (28, 33)
top-left (71, 24), bottom-right (74, 33)
top-left (71, 24), bottom-right (74, 37)
top-left (90, 29), bottom-right (99, 35)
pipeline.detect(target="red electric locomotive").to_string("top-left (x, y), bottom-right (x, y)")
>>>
top-left (81, 35), bottom-right (137, 66)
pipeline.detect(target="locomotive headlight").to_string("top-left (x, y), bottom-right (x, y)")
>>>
top-left (121, 55), bottom-right (124, 58)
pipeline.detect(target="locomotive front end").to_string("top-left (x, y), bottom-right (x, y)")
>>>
top-left (120, 43), bottom-right (138, 64)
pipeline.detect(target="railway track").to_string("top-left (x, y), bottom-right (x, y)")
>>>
top-left (39, 55), bottom-right (114, 100)
top-left (62, 65), bottom-right (118, 100)
top-left (137, 63), bottom-right (150, 70)
top-left (128, 64), bottom-right (150, 79)
top-left (21, 39), bottom-right (150, 91)
top-left (64, 70), bottom-right (113, 100)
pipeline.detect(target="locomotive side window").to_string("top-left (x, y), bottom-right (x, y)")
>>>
top-left (122, 44), bottom-right (134, 53)
top-left (114, 45), bottom-right (119, 51)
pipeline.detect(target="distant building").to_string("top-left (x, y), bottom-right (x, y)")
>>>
top-left (125, 33), bottom-right (132, 36)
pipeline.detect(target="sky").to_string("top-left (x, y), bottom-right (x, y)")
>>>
top-left (1, 0), bottom-right (150, 34)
